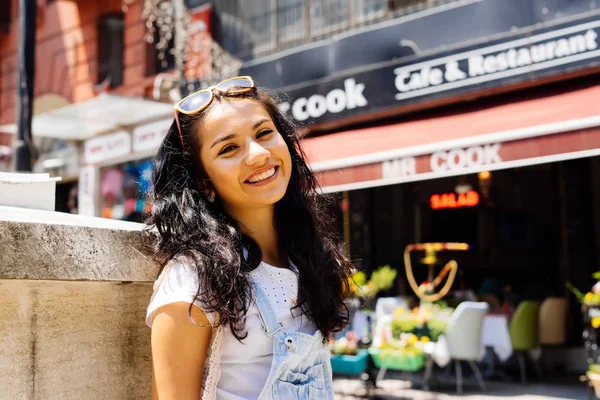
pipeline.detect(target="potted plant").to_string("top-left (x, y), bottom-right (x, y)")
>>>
top-left (330, 331), bottom-right (370, 376)
top-left (567, 273), bottom-right (600, 394)
top-left (368, 332), bottom-right (428, 372)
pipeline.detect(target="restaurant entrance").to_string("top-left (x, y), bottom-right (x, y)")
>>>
top-left (342, 156), bottom-right (600, 348)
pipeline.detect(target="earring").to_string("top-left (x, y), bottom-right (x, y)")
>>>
top-left (208, 193), bottom-right (215, 203)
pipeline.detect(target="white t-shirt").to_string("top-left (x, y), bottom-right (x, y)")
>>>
top-left (146, 260), bottom-right (317, 400)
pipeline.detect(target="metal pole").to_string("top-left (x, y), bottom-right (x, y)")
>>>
top-left (13, 0), bottom-right (37, 172)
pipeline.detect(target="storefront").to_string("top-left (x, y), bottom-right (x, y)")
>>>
top-left (238, 10), bottom-right (600, 348)
top-left (0, 93), bottom-right (173, 215)
top-left (79, 118), bottom-right (172, 221)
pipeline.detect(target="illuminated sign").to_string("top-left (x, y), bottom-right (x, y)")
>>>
top-left (430, 190), bottom-right (480, 210)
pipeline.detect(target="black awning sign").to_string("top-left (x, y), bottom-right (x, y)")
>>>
top-left (394, 23), bottom-right (599, 102)
top-left (277, 19), bottom-right (600, 128)
top-left (278, 78), bottom-right (368, 122)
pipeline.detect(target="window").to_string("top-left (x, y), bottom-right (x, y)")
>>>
top-left (146, 30), bottom-right (176, 76)
top-left (310, 0), bottom-right (351, 36)
top-left (0, 0), bottom-right (11, 33)
top-left (97, 14), bottom-right (124, 88)
top-left (278, 0), bottom-right (306, 43)
top-left (354, 0), bottom-right (386, 23)
top-left (242, 0), bottom-right (277, 54)
top-left (389, 0), bottom-right (432, 15)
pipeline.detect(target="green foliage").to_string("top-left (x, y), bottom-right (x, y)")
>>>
top-left (391, 317), bottom-right (417, 338)
top-left (427, 319), bottom-right (448, 342)
top-left (349, 265), bottom-right (398, 299)
top-left (370, 265), bottom-right (397, 292)
top-left (566, 282), bottom-right (585, 303)
top-left (353, 271), bottom-right (367, 286)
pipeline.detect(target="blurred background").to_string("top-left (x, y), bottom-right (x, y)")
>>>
top-left (1, 0), bottom-right (600, 398)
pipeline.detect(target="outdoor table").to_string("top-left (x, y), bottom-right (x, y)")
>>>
top-left (480, 313), bottom-right (513, 379)
top-left (481, 314), bottom-right (513, 362)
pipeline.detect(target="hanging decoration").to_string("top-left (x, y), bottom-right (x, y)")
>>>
top-left (141, 0), bottom-right (189, 77)
top-left (186, 35), bottom-right (243, 91)
top-left (404, 242), bottom-right (470, 302)
top-left (123, 0), bottom-right (243, 97)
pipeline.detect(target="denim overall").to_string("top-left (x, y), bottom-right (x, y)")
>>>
top-left (252, 281), bottom-right (335, 400)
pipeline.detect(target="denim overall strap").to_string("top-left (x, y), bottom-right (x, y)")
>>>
top-left (252, 280), bottom-right (285, 338)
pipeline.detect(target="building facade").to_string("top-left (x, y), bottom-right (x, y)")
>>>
top-left (201, 0), bottom-right (600, 348)
top-left (0, 0), bottom-right (182, 214)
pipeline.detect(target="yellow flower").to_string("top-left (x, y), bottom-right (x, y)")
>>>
top-left (585, 292), bottom-right (594, 303)
top-left (420, 336), bottom-right (430, 343)
top-left (406, 334), bottom-right (418, 346)
top-left (394, 306), bottom-right (406, 317)
top-left (592, 317), bottom-right (600, 329)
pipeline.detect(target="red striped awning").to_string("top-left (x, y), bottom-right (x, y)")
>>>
top-left (301, 84), bottom-right (600, 192)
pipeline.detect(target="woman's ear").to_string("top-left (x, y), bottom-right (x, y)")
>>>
top-left (198, 178), bottom-right (216, 203)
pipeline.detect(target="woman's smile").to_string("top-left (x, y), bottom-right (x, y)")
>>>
top-left (245, 165), bottom-right (279, 185)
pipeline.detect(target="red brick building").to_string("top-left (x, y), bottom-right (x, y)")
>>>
top-left (0, 0), bottom-right (191, 211)
top-left (0, 0), bottom-right (166, 125)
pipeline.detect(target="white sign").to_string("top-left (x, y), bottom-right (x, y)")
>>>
top-left (78, 166), bottom-right (96, 216)
top-left (133, 119), bottom-right (172, 153)
top-left (279, 78), bottom-right (368, 122)
top-left (83, 131), bottom-right (131, 164)
top-left (382, 157), bottom-right (416, 179)
top-left (394, 23), bottom-right (599, 100)
top-left (431, 143), bottom-right (502, 172)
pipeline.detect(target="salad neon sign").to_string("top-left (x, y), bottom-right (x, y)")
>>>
top-left (430, 190), bottom-right (480, 210)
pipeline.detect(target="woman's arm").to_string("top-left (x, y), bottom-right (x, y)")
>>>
top-left (150, 301), bottom-right (213, 400)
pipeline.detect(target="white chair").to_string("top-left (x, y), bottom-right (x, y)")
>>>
top-left (423, 301), bottom-right (489, 394)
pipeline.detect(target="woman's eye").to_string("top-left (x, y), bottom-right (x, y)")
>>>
top-left (218, 144), bottom-right (238, 155)
top-left (257, 129), bottom-right (273, 139)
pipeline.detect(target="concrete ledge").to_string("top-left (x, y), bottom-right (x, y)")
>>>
top-left (0, 280), bottom-right (152, 399)
top-left (0, 207), bottom-right (159, 399)
top-left (0, 206), bottom-right (159, 281)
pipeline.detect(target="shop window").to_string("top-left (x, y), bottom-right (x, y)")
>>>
top-left (429, 208), bottom-right (478, 250)
top-left (98, 14), bottom-right (125, 88)
top-left (494, 212), bottom-right (540, 250)
top-left (99, 159), bottom-right (154, 223)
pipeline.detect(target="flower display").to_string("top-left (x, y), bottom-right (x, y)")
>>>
top-left (390, 302), bottom-right (453, 342)
top-left (348, 265), bottom-right (397, 299)
top-left (568, 272), bottom-right (600, 307)
top-left (331, 331), bottom-right (360, 356)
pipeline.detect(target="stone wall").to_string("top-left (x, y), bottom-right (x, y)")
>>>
top-left (0, 206), bottom-right (160, 400)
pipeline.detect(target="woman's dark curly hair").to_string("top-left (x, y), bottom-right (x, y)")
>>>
top-left (145, 86), bottom-right (353, 341)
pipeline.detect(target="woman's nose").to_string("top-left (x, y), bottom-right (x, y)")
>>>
top-left (246, 141), bottom-right (270, 166)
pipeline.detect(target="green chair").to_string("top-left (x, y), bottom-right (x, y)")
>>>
top-left (509, 301), bottom-right (541, 384)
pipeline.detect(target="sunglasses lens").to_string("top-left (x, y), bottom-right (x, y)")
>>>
top-left (217, 77), bottom-right (253, 92)
top-left (178, 91), bottom-right (212, 113)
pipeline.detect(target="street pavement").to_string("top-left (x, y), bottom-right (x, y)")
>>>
top-left (333, 376), bottom-right (588, 399)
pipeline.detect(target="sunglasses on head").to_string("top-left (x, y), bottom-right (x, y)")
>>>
top-left (174, 76), bottom-right (256, 146)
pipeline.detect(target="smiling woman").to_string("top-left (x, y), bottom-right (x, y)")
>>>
top-left (199, 99), bottom-right (292, 213)
top-left (144, 77), bottom-right (353, 400)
